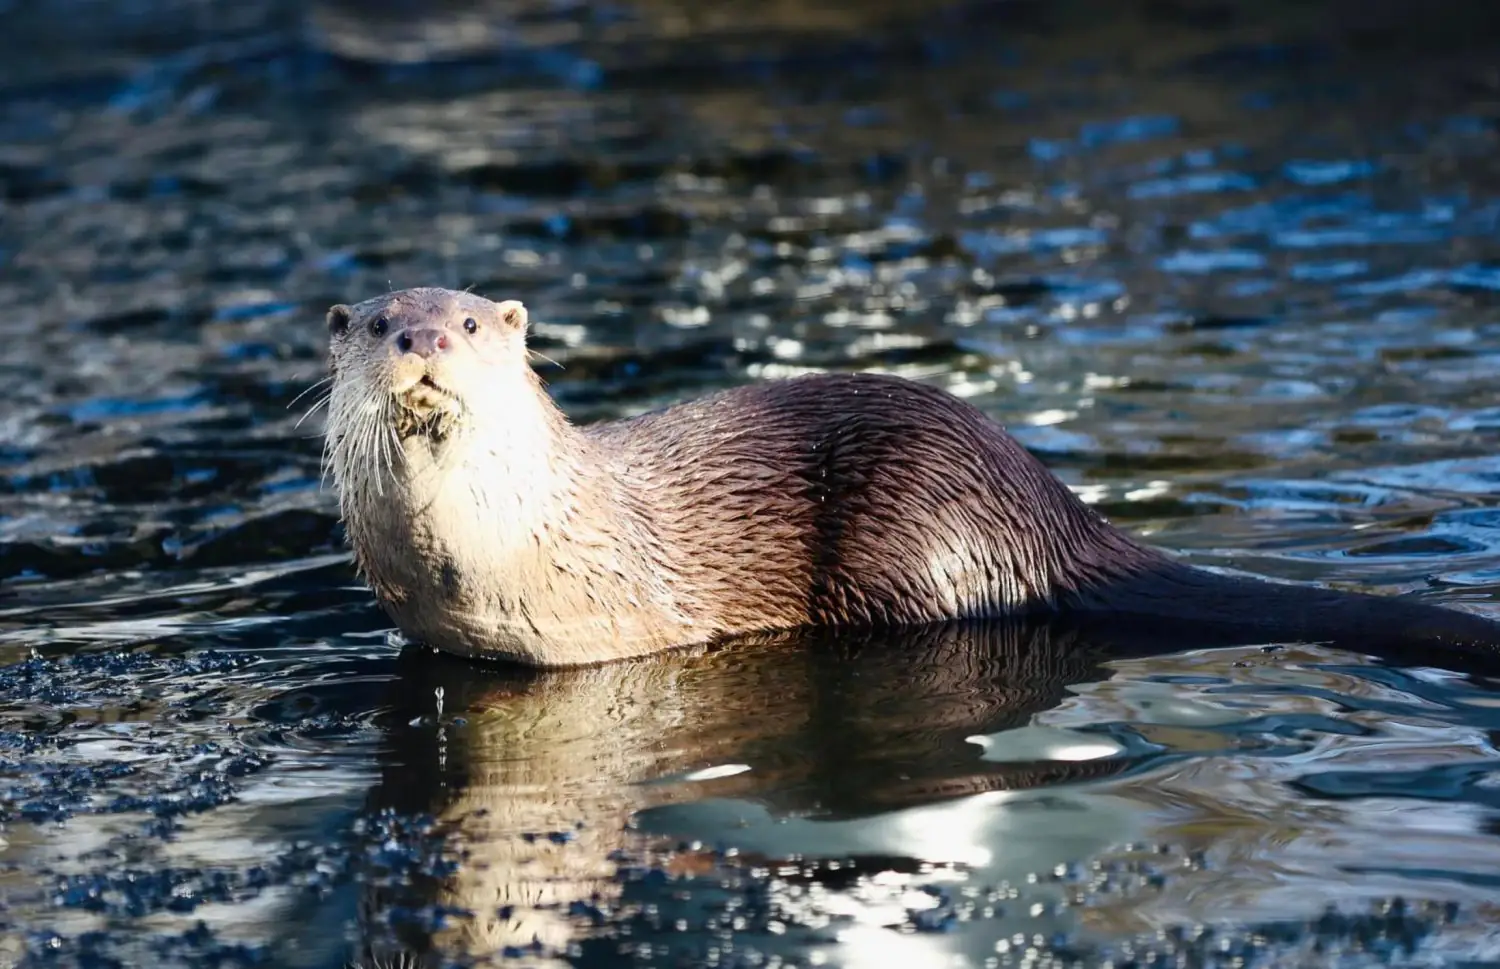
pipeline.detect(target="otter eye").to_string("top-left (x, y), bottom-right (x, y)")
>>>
top-left (369, 316), bottom-right (388, 337)
top-left (463, 318), bottom-right (478, 334)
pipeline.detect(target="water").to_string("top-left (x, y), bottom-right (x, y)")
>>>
top-left (4, 0), bottom-right (1500, 965)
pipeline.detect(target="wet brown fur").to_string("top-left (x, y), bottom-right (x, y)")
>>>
top-left (323, 287), bottom-right (1500, 668)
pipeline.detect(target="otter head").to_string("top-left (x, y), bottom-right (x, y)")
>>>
top-left (325, 287), bottom-right (530, 442)
top-left (322, 287), bottom-right (545, 508)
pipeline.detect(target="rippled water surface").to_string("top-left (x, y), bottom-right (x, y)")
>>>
top-left (5, 1), bottom-right (1500, 966)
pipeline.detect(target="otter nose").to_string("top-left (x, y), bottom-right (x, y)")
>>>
top-left (395, 328), bottom-right (449, 358)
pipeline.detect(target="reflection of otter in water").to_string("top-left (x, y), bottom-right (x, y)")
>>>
top-left (321, 287), bottom-right (1500, 669)
top-left (351, 618), bottom-right (1148, 966)
top-left (346, 616), bottom-right (1500, 967)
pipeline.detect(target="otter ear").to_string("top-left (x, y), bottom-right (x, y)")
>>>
top-left (496, 300), bottom-right (527, 331)
top-left (326, 304), bottom-right (352, 336)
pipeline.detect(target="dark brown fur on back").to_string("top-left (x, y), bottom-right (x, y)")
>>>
top-left (592, 373), bottom-right (1500, 662)
top-left (589, 373), bottom-right (1154, 629)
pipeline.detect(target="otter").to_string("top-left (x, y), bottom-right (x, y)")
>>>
top-left (320, 286), bottom-right (1500, 669)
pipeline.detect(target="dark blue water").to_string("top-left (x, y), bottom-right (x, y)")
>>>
top-left (5, 1), bottom-right (1500, 966)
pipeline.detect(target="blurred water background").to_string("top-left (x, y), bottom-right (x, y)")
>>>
top-left (4, 0), bottom-right (1500, 966)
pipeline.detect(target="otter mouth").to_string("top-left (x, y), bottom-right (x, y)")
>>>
top-left (416, 374), bottom-right (448, 396)
top-left (394, 375), bottom-right (462, 439)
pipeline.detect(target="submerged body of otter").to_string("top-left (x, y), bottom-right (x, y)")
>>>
top-left (322, 287), bottom-right (1500, 668)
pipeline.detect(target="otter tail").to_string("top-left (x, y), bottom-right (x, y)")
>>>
top-left (1074, 560), bottom-right (1500, 672)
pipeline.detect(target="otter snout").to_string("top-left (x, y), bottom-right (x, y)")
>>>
top-left (395, 328), bottom-right (450, 358)
top-left (387, 326), bottom-right (462, 428)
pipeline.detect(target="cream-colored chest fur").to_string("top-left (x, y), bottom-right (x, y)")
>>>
top-left (348, 418), bottom-right (695, 666)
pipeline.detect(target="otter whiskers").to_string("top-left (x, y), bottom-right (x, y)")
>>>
top-left (294, 392), bottom-right (332, 431)
top-left (324, 388), bottom-right (399, 498)
top-left (286, 375), bottom-right (333, 410)
top-left (527, 348), bottom-right (564, 371)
